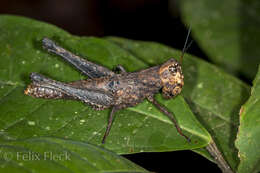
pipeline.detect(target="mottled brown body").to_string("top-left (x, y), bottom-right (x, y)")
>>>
top-left (25, 38), bottom-right (188, 143)
top-left (25, 60), bottom-right (183, 110)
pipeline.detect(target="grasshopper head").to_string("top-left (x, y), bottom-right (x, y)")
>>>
top-left (159, 58), bottom-right (184, 99)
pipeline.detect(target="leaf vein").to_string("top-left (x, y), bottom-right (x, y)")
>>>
top-left (4, 102), bottom-right (47, 131)
top-left (0, 85), bottom-right (19, 103)
top-left (189, 99), bottom-right (236, 126)
top-left (50, 107), bottom-right (88, 135)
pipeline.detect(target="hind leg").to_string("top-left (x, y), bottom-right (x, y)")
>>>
top-left (25, 72), bottom-right (114, 108)
top-left (42, 38), bottom-right (115, 78)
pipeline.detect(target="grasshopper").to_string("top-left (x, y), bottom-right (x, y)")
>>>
top-left (25, 34), bottom-right (191, 143)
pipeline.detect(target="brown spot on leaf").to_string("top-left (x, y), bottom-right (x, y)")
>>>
top-left (239, 106), bottom-right (244, 117)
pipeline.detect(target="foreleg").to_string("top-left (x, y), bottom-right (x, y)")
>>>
top-left (147, 96), bottom-right (190, 142)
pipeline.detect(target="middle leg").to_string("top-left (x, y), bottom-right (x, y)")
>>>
top-left (102, 106), bottom-right (118, 144)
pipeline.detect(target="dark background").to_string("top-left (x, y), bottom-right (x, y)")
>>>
top-left (0, 0), bottom-right (220, 172)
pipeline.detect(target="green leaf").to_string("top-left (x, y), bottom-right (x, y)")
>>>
top-left (0, 13), bottom-right (210, 158)
top-left (106, 37), bottom-right (250, 170)
top-left (179, 0), bottom-right (260, 79)
top-left (0, 137), bottom-right (148, 173)
top-left (235, 65), bottom-right (260, 173)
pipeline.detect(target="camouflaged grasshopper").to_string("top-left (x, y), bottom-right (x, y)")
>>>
top-left (25, 34), bottom-right (191, 143)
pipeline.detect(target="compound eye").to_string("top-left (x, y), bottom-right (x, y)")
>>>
top-left (168, 65), bottom-right (177, 74)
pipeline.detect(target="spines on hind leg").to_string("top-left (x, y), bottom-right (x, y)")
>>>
top-left (24, 73), bottom-right (67, 99)
top-left (24, 83), bottom-right (65, 99)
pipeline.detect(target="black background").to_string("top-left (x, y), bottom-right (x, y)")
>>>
top-left (0, 0), bottom-right (220, 172)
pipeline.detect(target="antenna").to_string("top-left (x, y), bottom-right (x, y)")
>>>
top-left (180, 26), bottom-right (193, 65)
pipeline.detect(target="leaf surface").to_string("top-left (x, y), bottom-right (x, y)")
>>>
top-left (235, 65), bottom-right (260, 173)
top-left (0, 137), bottom-right (148, 173)
top-left (180, 0), bottom-right (260, 79)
